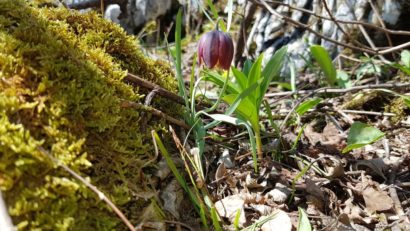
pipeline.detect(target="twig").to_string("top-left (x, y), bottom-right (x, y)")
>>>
top-left (379, 41), bottom-right (410, 55)
top-left (336, 109), bottom-right (354, 124)
top-left (253, 0), bottom-right (410, 55)
top-left (0, 191), bottom-right (15, 231)
top-left (140, 89), bottom-right (159, 132)
top-left (341, 109), bottom-right (395, 117)
top-left (124, 73), bottom-right (185, 105)
top-left (121, 101), bottom-right (190, 130)
top-left (358, 25), bottom-right (390, 63)
top-left (254, 0), bottom-right (377, 54)
top-left (37, 147), bottom-right (136, 231)
top-left (321, 0), bottom-right (367, 50)
top-left (265, 82), bottom-right (410, 97)
top-left (368, 0), bottom-right (394, 50)
top-left (258, 0), bottom-right (410, 36)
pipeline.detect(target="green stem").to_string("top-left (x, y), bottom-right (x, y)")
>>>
top-left (254, 125), bottom-right (263, 160)
top-left (200, 69), bottom-right (230, 115)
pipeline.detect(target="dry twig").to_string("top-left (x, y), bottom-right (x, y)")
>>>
top-left (259, 0), bottom-right (410, 36)
top-left (252, 0), bottom-right (410, 55)
top-left (121, 101), bottom-right (190, 129)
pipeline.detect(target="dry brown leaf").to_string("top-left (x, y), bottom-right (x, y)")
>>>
top-left (215, 163), bottom-right (227, 181)
top-left (245, 173), bottom-right (267, 189)
top-left (362, 185), bottom-right (393, 213)
top-left (319, 155), bottom-right (345, 178)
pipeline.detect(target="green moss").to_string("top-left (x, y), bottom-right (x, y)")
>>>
top-left (385, 97), bottom-right (409, 123)
top-left (0, 1), bottom-right (177, 230)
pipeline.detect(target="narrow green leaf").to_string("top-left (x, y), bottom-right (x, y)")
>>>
top-left (310, 45), bottom-right (337, 86)
top-left (296, 98), bottom-right (321, 116)
top-left (231, 66), bottom-right (247, 91)
top-left (401, 50), bottom-right (410, 68)
top-left (247, 54), bottom-right (263, 102)
top-left (152, 131), bottom-right (199, 208)
top-left (289, 58), bottom-right (296, 92)
top-left (225, 82), bottom-right (259, 116)
top-left (259, 46), bottom-right (288, 107)
top-left (174, 9), bottom-right (189, 107)
top-left (243, 59), bottom-right (253, 77)
top-left (223, 94), bottom-right (258, 127)
top-left (392, 63), bottom-right (410, 76)
top-left (203, 70), bottom-right (240, 94)
top-left (233, 209), bottom-right (241, 231)
top-left (211, 207), bottom-right (222, 231)
top-left (297, 207), bottom-right (312, 231)
top-left (247, 55), bottom-right (264, 85)
top-left (342, 122), bottom-right (385, 153)
top-left (263, 100), bottom-right (280, 137)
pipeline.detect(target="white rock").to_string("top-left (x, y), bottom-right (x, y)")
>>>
top-left (215, 195), bottom-right (246, 227)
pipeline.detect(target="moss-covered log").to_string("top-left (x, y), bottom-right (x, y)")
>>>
top-left (0, 0), bottom-right (177, 230)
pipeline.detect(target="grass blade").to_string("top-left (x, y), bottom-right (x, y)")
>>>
top-left (174, 9), bottom-right (189, 108)
top-left (211, 206), bottom-right (222, 231)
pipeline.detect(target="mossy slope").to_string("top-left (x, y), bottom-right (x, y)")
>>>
top-left (0, 1), bottom-right (177, 230)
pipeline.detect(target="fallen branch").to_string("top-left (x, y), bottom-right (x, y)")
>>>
top-left (121, 101), bottom-right (190, 130)
top-left (124, 73), bottom-right (185, 105)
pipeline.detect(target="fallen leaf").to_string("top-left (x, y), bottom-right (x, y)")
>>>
top-left (362, 185), bottom-right (393, 213)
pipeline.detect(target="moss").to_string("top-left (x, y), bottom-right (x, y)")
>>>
top-left (385, 97), bottom-right (409, 123)
top-left (342, 91), bottom-right (387, 111)
top-left (0, 1), bottom-right (177, 230)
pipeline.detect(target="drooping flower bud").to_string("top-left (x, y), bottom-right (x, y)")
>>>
top-left (197, 29), bottom-right (234, 70)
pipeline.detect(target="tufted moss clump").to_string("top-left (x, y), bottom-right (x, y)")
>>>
top-left (0, 0), bottom-right (178, 230)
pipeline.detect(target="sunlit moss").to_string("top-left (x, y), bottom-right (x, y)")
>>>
top-left (0, 0), bottom-right (177, 230)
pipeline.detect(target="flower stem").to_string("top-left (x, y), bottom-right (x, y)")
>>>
top-left (202, 69), bottom-right (230, 114)
top-left (254, 126), bottom-right (263, 160)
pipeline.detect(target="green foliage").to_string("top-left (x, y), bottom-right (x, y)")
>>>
top-left (342, 122), bottom-right (385, 153)
top-left (0, 0), bottom-right (177, 230)
top-left (392, 50), bottom-right (410, 75)
top-left (204, 47), bottom-right (287, 160)
top-left (296, 98), bottom-right (321, 116)
top-left (310, 45), bottom-right (337, 86)
top-left (297, 207), bottom-right (312, 231)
